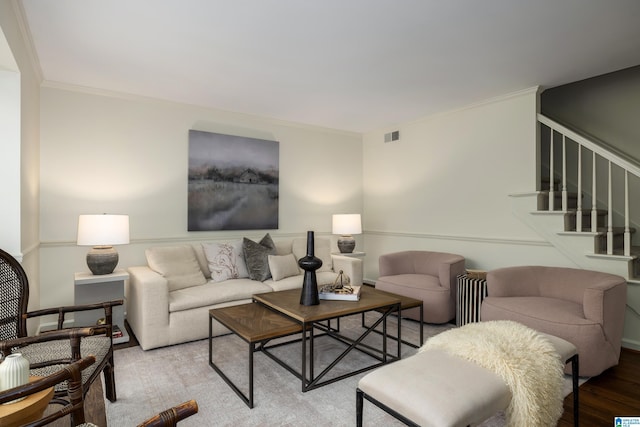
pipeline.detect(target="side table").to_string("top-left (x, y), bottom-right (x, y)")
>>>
top-left (331, 251), bottom-right (366, 258)
top-left (74, 270), bottom-right (129, 344)
top-left (456, 273), bottom-right (488, 326)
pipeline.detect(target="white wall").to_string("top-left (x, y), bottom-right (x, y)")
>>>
top-left (1, 1), bottom-right (42, 323)
top-left (38, 86), bottom-right (363, 310)
top-left (362, 88), bottom-right (574, 280)
top-left (0, 69), bottom-right (21, 256)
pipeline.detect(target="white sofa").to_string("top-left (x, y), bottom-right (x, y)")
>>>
top-left (126, 235), bottom-right (362, 350)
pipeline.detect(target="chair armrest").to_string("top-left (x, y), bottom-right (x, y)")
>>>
top-left (0, 355), bottom-right (95, 405)
top-left (25, 300), bottom-right (123, 332)
top-left (378, 251), bottom-right (415, 276)
top-left (0, 327), bottom-right (97, 363)
top-left (485, 267), bottom-right (539, 297)
top-left (138, 399), bottom-right (199, 427)
top-left (331, 255), bottom-right (362, 286)
top-left (583, 279), bottom-right (627, 347)
top-left (437, 255), bottom-right (466, 290)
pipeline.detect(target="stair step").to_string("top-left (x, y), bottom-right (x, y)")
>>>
top-left (564, 209), bottom-right (607, 231)
top-left (537, 191), bottom-right (581, 211)
top-left (594, 228), bottom-right (637, 254)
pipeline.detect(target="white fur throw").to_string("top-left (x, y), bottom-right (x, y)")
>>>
top-left (419, 320), bottom-right (564, 427)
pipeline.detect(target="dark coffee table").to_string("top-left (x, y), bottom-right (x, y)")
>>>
top-left (208, 302), bottom-right (302, 408)
top-left (253, 287), bottom-right (401, 393)
top-left (361, 287), bottom-right (424, 348)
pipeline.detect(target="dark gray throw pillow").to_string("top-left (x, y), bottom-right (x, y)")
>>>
top-left (242, 233), bottom-right (277, 281)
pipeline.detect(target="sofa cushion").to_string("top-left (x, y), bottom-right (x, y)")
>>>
top-left (292, 237), bottom-right (332, 272)
top-left (268, 253), bottom-right (300, 281)
top-left (202, 241), bottom-right (249, 282)
top-left (243, 233), bottom-right (277, 281)
top-left (146, 245), bottom-right (207, 291)
top-left (168, 279), bottom-right (273, 312)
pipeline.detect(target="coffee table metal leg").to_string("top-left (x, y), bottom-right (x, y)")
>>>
top-left (208, 314), bottom-right (255, 409)
top-left (301, 321), bottom-right (307, 393)
top-left (309, 324), bottom-right (315, 383)
top-left (419, 305), bottom-right (424, 346)
top-left (397, 303), bottom-right (402, 357)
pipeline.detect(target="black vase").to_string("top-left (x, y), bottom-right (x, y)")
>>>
top-left (298, 231), bottom-right (322, 306)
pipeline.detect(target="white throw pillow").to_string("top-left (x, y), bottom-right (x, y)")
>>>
top-left (146, 245), bottom-right (207, 291)
top-left (268, 253), bottom-right (300, 281)
top-left (202, 241), bottom-right (249, 282)
top-left (292, 237), bottom-right (332, 272)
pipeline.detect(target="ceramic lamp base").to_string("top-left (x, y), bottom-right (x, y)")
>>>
top-left (337, 235), bottom-right (355, 253)
top-left (86, 246), bottom-right (118, 275)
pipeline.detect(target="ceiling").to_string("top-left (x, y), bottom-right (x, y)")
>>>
top-left (17, 0), bottom-right (640, 133)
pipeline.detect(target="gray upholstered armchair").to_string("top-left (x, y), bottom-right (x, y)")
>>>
top-left (375, 250), bottom-right (466, 323)
top-left (480, 265), bottom-right (627, 377)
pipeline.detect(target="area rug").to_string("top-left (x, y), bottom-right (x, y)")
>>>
top-left (106, 314), bottom-right (580, 426)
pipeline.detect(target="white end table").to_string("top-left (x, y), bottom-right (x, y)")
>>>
top-left (74, 270), bottom-right (129, 344)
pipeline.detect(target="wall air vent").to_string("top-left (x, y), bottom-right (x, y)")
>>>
top-left (384, 130), bottom-right (400, 143)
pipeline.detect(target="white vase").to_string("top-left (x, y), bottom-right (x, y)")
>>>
top-left (0, 353), bottom-right (30, 403)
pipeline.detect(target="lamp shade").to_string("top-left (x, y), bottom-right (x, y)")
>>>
top-left (332, 214), bottom-right (362, 235)
top-left (77, 214), bottom-right (130, 246)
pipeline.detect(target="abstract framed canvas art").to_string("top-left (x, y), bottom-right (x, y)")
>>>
top-left (188, 130), bottom-right (279, 231)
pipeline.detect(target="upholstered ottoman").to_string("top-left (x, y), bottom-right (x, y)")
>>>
top-left (356, 324), bottom-right (579, 427)
top-left (357, 349), bottom-right (510, 426)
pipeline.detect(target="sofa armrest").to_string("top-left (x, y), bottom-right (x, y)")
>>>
top-left (331, 255), bottom-right (363, 286)
top-left (126, 266), bottom-right (171, 350)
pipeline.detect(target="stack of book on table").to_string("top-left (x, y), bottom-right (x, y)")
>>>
top-left (319, 284), bottom-right (362, 301)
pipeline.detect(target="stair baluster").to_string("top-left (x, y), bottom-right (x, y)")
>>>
top-left (562, 135), bottom-right (568, 211)
top-left (576, 144), bottom-right (583, 232)
top-left (591, 151), bottom-right (598, 233)
top-left (549, 130), bottom-right (555, 211)
top-left (625, 170), bottom-right (631, 256)
top-left (607, 161), bottom-right (613, 255)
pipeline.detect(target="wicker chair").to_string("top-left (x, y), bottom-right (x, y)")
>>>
top-left (137, 400), bottom-right (199, 427)
top-left (0, 355), bottom-right (96, 426)
top-left (0, 248), bottom-right (122, 403)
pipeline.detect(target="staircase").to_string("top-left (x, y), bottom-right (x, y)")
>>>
top-left (510, 114), bottom-right (640, 349)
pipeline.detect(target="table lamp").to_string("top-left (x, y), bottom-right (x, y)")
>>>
top-left (332, 214), bottom-right (362, 253)
top-left (77, 214), bottom-right (130, 275)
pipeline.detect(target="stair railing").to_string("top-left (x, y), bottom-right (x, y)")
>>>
top-left (538, 114), bottom-right (638, 256)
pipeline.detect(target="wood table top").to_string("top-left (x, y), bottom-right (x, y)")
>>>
top-left (209, 303), bottom-right (302, 343)
top-left (253, 287), bottom-right (401, 323)
top-left (366, 287), bottom-right (423, 310)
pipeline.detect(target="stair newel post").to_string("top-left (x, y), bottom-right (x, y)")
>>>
top-left (591, 151), bottom-right (598, 233)
top-left (549, 130), bottom-right (555, 211)
top-left (607, 161), bottom-right (613, 255)
top-left (625, 170), bottom-right (631, 256)
top-left (576, 143), bottom-right (583, 232)
top-left (562, 135), bottom-right (568, 212)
